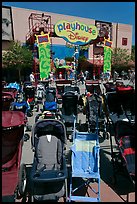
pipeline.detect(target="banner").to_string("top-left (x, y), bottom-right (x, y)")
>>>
top-left (55, 20), bottom-right (98, 45)
top-left (103, 38), bottom-right (112, 73)
top-left (35, 32), bottom-right (51, 79)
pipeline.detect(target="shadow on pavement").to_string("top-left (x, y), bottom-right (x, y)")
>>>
top-left (100, 146), bottom-right (135, 201)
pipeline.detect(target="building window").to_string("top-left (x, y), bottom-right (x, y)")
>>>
top-left (122, 38), bottom-right (128, 46)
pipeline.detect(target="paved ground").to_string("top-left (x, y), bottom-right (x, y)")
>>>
top-left (18, 79), bottom-right (135, 202)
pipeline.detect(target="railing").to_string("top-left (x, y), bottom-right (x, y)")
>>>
top-left (26, 22), bottom-right (54, 43)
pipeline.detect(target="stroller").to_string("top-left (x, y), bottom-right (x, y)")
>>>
top-left (61, 91), bottom-right (79, 138)
top-left (29, 119), bottom-right (68, 202)
top-left (112, 120), bottom-right (135, 186)
top-left (5, 82), bottom-right (22, 93)
top-left (56, 79), bottom-right (73, 103)
top-left (10, 93), bottom-right (32, 132)
top-left (23, 82), bottom-right (38, 112)
top-left (2, 87), bottom-right (18, 98)
top-left (36, 83), bottom-right (45, 103)
top-left (64, 85), bottom-right (80, 95)
top-left (2, 111), bottom-right (27, 202)
top-left (43, 87), bottom-right (57, 112)
top-left (10, 93), bottom-right (31, 115)
top-left (116, 85), bottom-right (135, 123)
top-left (103, 82), bottom-right (116, 93)
top-left (86, 94), bottom-right (108, 140)
top-left (104, 85), bottom-right (135, 125)
top-left (85, 80), bottom-right (102, 95)
top-left (69, 127), bottom-right (100, 202)
top-left (2, 92), bottom-right (15, 111)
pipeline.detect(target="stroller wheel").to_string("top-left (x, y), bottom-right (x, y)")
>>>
top-left (17, 163), bottom-right (27, 198)
top-left (23, 133), bottom-right (30, 142)
top-left (36, 105), bottom-right (39, 112)
top-left (26, 125), bottom-right (32, 132)
top-left (106, 132), bottom-right (110, 140)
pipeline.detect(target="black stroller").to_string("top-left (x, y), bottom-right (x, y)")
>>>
top-left (28, 119), bottom-right (68, 202)
top-left (23, 82), bottom-right (38, 112)
top-left (85, 80), bottom-right (102, 95)
top-left (111, 120), bottom-right (135, 190)
top-left (86, 94), bottom-right (108, 139)
top-left (61, 91), bottom-right (79, 138)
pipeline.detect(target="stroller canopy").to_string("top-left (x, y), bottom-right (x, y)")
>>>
top-left (31, 119), bottom-right (67, 147)
top-left (2, 111), bottom-right (25, 128)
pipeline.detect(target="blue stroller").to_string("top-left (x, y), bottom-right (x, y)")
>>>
top-left (69, 127), bottom-right (100, 202)
top-left (43, 87), bottom-right (57, 112)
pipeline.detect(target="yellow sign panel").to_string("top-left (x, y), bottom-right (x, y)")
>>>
top-left (35, 32), bottom-right (50, 45)
top-left (55, 20), bottom-right (98, 45)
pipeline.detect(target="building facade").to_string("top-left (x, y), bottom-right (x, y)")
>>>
top-left (2, 5), bottom-right (132, 78)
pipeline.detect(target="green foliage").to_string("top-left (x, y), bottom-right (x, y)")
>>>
top-left (112, 48), bottom-right (131, 67)
top-left (111, 47), bottom-right (132, 73)
top-left (2, 40), bottom-right (33, 80)
top-left (131, 45), bottom-right (135, 61)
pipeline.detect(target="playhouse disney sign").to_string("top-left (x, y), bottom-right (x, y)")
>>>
top-left (55, 20), bottom-right (98, 45)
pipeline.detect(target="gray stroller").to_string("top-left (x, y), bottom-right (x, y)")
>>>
top-left (29, 119), bottom-right (68, 202)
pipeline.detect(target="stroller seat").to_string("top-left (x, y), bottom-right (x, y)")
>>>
top-left (30, 119), bottom-right (68, 201)
top-left (69, 131), bottom-right (100, 202)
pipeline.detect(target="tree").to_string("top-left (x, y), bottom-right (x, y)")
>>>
top-left (131, 45), bottom-right (135, 62)
top-left (2, 40), bottom-right (33, 81)
top-left (111, 47), bottom-right (132, 73)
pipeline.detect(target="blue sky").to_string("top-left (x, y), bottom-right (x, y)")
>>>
top-left (3, 2), bottom-right (135, 45)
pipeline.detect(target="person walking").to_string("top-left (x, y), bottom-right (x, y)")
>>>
top-left (80, 71), bottom-right (84, 85)
top-left (29, 72), bottom-right (35, 83)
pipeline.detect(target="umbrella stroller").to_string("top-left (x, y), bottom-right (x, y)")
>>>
top-left (86, 94), bottom-right (108, 139)
top-left (69, 129), bottom-right (100, 202)
top-left (2, 111), bottom-right (27, 202)
top-left (112, 120), bottom-right (135, 185)
top-left (61, 91), bottom-right (79, 138)
top-left (28, 119), bottom-right (68, 202)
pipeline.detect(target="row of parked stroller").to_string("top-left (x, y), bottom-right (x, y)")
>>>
top-left (2, 78), bottom-right (135, 202)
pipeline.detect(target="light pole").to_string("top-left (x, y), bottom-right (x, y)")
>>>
top-left (73, 46), bottom-right (79, 81)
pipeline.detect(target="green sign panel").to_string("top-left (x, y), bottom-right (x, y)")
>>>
top-left (38, 43), bottom-right (51, 79)
top-left (103, 46), bottom-right (112, 73)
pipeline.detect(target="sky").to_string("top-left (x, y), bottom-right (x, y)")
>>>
top-left (3, 2), bottom-right (135, 45)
